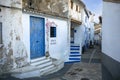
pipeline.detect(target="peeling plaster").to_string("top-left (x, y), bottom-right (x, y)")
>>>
top-left (8, 42), bottom-right (12, 48)
top-left (0, 47), bottom-right (13, 74)
top-left (0, 0), bottom-right (28, 74)
top-left (22, 0), bottom-right (69, 18)
top-left (14, 41), bottom-right (28, 68)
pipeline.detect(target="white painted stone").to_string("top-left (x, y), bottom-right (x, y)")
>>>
top-left (22, 13), bottom-right (69, 62)
top-left (102, 2), bottom-right (120, 62)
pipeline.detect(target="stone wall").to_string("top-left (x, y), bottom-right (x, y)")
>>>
top-left (22, 0), bottom-right (69, 18)
top-left (0, 0), bottom-right (28, 74)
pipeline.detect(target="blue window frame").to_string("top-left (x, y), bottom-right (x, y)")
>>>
top-left (50, 27), bottom-right (56, 37)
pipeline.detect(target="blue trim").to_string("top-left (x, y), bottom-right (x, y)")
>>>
top-left (69, 55), bottom-right (81, 57)
top-left (71, 46), bottom-right (80, 47)
top-left (70, 48), bottom-right (79, 50)
top-left (70, 52), bottom-right (80, 54)
top-left (69, 58), bottom-right (80, 60)
top-left (65, 61), bottom-right (80, 64)
top-left (71, 41), bottom-right (74, 43)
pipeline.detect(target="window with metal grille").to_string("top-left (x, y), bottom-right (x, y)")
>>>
top-left (0, 22), bottom-right (2, 44)
top-left (50, 27), bottom-right (56, 37)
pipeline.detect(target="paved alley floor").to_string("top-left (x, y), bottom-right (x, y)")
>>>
top-left (0, 45), bottom-right (102, 80)
top-left (38, 63), bottom-right (101, 80)
top-left (81, 45), bottom-right (101, 63)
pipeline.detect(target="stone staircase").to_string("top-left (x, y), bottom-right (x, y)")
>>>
top-left (10, 57), bottom-right (64, 79)
top-left (66, 44), bottom-right (81, 63)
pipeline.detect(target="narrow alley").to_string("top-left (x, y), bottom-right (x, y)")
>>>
top-left (0, 0), bottom-right (120, 80)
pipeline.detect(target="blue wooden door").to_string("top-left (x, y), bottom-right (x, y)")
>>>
top-left (30, 16), bottom-right (45, 59)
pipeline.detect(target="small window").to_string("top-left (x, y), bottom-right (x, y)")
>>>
top-left (29, 0), bottom-right (32, 6)
top-left (78, 7), bottom-right (80, 13)
top-left (76, 5), bottom-right (79, 12)
top-left (0, 22), bottom-right (2, 44)
top-left (50, 27), bottom-right (56, 38)
top-left (71, 1), bottom-right (73, 9)
top-left (28, 0), bottom-right (33, 7)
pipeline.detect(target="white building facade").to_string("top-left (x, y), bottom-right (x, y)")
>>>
top-left (102, 0), bottom-right (120, 79)
top-left (0, 0), bottom-right (69, 78)
top-left (0, 0), bottom-right (95, 78)
top-left (22, 13), bottom-right (69, 63)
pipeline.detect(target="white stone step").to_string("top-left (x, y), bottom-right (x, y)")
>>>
top-left (11, 58), bottom-right (64, 79)
top-left (69, 56), bottom-right (81, 59)
top-left (70, 50), bottom-right (80, 52)
top-left (10, 66), bottom-right (35, 73)
top-left (40, 65), bottom-right (55, 75)
top-left (42, 60), bottom-right (64, 75)
top-left (31, 58), bottom-right (51, 66)
top-left (36, 61), bottom-right (52, 69)
top-left (70, 54), bottom-right (81, 56)
top-left (41, 65), bottom-right (57, 75)
top-left (31, 57), bottom-right (46, 63)
top-left (67, 60), bottom-right (80, 62)
top-left (40, 65), bottom-right (54, 72)
top-left (11, 69), bottom-right (40, 79)
top-left (71, 44), bottom-right (79, 46)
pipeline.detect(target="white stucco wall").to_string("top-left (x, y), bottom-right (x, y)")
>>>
top-left (102, 2), bottom-right (120, 62)
top-left (0, 0), bottom-right (28, 72)
top-left (89, 22), bottom-right (94, 42)
top-left (22, 13), bottom-right (69, 62)
top-left (0, 0), bottom-right (22, 8)
top-left (70, 9), bottom-right (81, 21)
top-left (74, 25), bottom-right (83, 45)
top-left (47, 18), bottom-right (68, 61)
top-left (73, 8), bottom-right (93, 49)
top-left (69, 0), bottom-right (82, 21)
top-left (22, 14), bottom-right (30, 62)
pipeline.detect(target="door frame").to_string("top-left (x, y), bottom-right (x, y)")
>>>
top-left (30, 16), bottom-right (45, 59)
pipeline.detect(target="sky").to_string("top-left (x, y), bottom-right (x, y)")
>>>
top-left (82, 0), bottom-right (102, 23)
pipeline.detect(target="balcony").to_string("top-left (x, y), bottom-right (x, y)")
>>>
top-left (70, 9), bottom-right (82, 25)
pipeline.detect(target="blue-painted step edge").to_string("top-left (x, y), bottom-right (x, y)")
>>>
top-left (65, 61), bottom-right (80, 63)
top-left (70, 52), bottom-right (80, 54)
top-left (70, 47), bottom-right (80, 49)
top-left (71, 46), bottom-right (80, 47)
top-left (71, 41), bottom-right (74, 43)
top-left (70, 48), bottom-right (80, 50)
top-left (69, 58), bottom-right (80, 60)
top-left (69, 55), bottom-right (81, 57)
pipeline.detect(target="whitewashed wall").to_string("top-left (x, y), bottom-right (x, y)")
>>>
top-left (22, 13), bottom-right (69, 62)
top-left (102, 2), bottom-right (120, 62)
top-left (70, 9), bottom-right (81, 21)
top-left (74, 24), bottom-right (84, 45)
top-left (69, 0), bottom-right (82, 21)
top-left (0, 0), bottom-right (28, 73)
top-left (73, 8), bottom-right (91, 48)
top-left (47, 18), bottom-right (68, 61)
top-left (90, 23), bottom-right (94, 42)
top-left (22, 14), bottom-right (30, 62)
